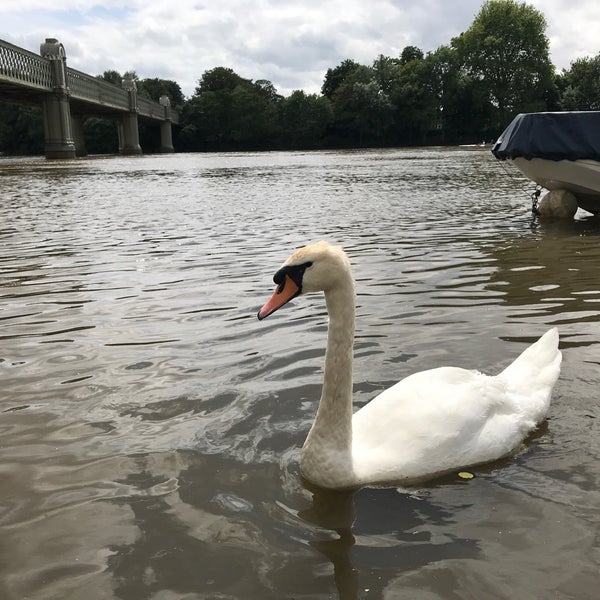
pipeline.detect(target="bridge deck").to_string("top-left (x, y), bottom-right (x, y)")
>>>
top-left (0, 38), bottom-right (179, 123)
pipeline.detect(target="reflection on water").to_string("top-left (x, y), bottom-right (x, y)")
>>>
top-left (0, 149), bottom-right (599, 599)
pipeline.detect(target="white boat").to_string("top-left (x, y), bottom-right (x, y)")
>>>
top-left (492, 111), bottom-right (600, 214)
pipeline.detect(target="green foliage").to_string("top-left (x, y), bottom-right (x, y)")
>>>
top-left (372, 55), bottom-right (402, 94)
top-left (390, 51), bottom-right (438, 144)
top-left (98, 70), bottom-right (122, 86)
top-left (321, 59), bottom-right (363, 98)
top-left (1, 2), bottom-right (597, 155)
top-left (254, 80), bottom-right (283, 104)
top-left (174, 10), bottom-right (562, 152)
top-left (452, 0), bottom-right (555, 129)
top-left (400, 46), bottom-right (424, 65)
top-left (229, 83), bottom-right (280, 147)
top-left (0, 102), bottom-right (44, 155)
top-left (557, 54), bottom-right (600, 110)
top-left (424, 45), bottom-right (494, 143)
top-left (83, 117), bottom-right (119, 154)
top-left (278, 91), bottom-right (333, 148)
top-left (138, 78), bottom-right (185, 108)
top-left (330, 65), bottom-right (393, 145)
top-left (196, 67), bottom-right (249, 94)
top-left (180, 68), bottom-right (283, 151)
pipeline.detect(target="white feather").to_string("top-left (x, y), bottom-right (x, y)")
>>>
top-left (260, 242), bottom-right (562, 489)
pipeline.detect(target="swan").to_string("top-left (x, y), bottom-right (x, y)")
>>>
top-left (257, 241), bottom-right (561, 489)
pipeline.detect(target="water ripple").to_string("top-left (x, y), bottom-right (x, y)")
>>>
top-left (1, 149), bottom-right (599, 599)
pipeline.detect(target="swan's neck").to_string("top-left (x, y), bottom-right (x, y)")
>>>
top-left (320, 285), bottom-right (355, 441)
top-left (302, 278), bottom-right (355, 481)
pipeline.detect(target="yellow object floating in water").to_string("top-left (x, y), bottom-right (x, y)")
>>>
top-left (458, 471), bottom-right (474, 479)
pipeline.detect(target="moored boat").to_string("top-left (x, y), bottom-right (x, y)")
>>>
top-left (492, 111), bottom-right (600, 214)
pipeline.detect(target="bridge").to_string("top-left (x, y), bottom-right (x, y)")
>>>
top-left (0, 38), bottom-right (179, 158)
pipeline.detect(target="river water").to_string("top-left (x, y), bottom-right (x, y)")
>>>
top-left (0, 148), bottom-right (598, 599)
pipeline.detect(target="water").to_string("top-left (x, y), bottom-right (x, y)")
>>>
top-left (0, 148), bottom-right (598, 599)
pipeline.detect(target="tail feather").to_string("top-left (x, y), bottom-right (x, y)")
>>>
top-left (499, 328), bottom-right (561, 424)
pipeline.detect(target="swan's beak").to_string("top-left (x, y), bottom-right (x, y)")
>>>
top-left (257, 275), bottom-right (300, 320)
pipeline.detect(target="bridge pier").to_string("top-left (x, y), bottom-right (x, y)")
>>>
top-left (71, 115), bottom-right (87, 157)
top-left (159, 96), bottom-right (174, 153)
top-left (119, 114), bottom-right (143, 155)
top-left (119, 75), bottom-right (142, 155)
top-left (40, 39), bottom-right (76, 159)
top-left (1, 38), bottom-right (179, 158)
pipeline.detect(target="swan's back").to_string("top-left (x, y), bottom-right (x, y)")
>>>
top-left (351, 328), bottom-right (561, 485)
top-left (258, 242), bottom-right (562, 488)
top-left (498, 327), bottom-right (561, 425)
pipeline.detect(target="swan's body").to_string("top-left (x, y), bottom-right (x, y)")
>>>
top-left (258, 242), bottom-right (561, 489)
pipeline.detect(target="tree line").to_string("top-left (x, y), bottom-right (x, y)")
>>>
top-left (2, 0), bottom-right (600, 155)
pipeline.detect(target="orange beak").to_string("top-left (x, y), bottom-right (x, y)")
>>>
top-left (257, 275), bottom-right (300, 320)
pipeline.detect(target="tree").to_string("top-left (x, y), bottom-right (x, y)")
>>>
top-left (99, 70), bottom-right (122, 86)
top-left (278, 91), bottom-right (333, 148)
top-left (330, 65), bottom-right (393, 145)
top-left (421, 45), bottom-right (494, 144)
top-left (229, 82), bottom-right (280, 148)
top-left (372, 54), bottom-right (402, 94)
top-left (182, 67), bottom-right (246, 150)
top-left (390, 54), bottom-right (439, 145)
top-left (254, 79), bottom-right (283, 104)
top-left (83, 117), bottom-right (119, 154)
top-left (557, 54), bottom-right (600, 110)
top-left (138, 78), bottom-right (185, 108)
top-left (195, 67), bottom-right (249, 94)
top-left (452, 0), bottom-right (555, 129)
top-left (0, 102), bottom-right (44, 155)
top-left (400, 46), bottom-right (424, 65)
top-left (181, 68), bottom-right (282, 150)
top-left (321, 59), bottom-right (363, 98)
top-left (181, 91), bottom-right (229, 149)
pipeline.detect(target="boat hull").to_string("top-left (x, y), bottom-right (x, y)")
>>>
top-left (492, 111), bottom-right (600, 215)
top-left (512, 157), bottom-right (600, 214)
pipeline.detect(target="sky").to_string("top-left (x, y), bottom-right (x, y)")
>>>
top-left (2, 0), bottom-right (599, 98)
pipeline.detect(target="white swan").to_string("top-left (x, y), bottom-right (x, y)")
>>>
top-left (257, 241), bottom-right (561, 489)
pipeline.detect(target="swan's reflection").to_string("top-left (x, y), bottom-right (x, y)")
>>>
top-left (298, 478), bottom-right (482, 600)
top-left (300, 485), bottom-right (358, 599)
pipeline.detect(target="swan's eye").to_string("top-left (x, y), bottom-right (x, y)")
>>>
top-left (273, 269), bottom-right (286, 292)
top-left (272, 262), bottom-right (313, 292)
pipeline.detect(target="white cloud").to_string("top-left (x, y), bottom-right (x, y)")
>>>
top-left (1, 0), bottom-right (599, 97)
top-left (529, 0), bottom-right (600, 70)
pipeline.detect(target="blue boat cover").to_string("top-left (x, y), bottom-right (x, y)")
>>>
top-left (491, 111), bottom-right (600, 161)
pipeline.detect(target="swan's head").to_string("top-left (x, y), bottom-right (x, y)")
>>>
top-left (257, 241), bottom-right (351, 320)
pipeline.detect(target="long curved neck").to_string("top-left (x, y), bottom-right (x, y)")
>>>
top-left (305, 277), bottom-right (356, 454)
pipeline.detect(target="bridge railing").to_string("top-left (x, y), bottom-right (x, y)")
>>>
top-left (0, 38), bottom-right (52, 90)
top-left (138, 96), bottom-right (166, 121)
top-left (1, 37), bottom-right (179, 124)
top-left (67, 67), bottom-right (129, 111)
top-left (66, 68), bottom-right (178, 122)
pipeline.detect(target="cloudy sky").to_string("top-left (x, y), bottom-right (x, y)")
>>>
top-left (2, 0), bottom-right (599, 98)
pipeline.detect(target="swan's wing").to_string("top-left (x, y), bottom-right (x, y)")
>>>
top-left (351, 367), bottom-right (525, 481)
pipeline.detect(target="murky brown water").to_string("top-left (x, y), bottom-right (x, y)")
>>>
top-left (1, 148), bottom-right (599, 599)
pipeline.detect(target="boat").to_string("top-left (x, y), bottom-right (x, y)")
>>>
top-left (492, 111), bottom-right (600, 214)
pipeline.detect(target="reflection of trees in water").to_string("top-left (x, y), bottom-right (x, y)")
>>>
top-left (486, 217), bottom-right (600, 344)
top-left (105, 452), bottom-right (480, 599)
